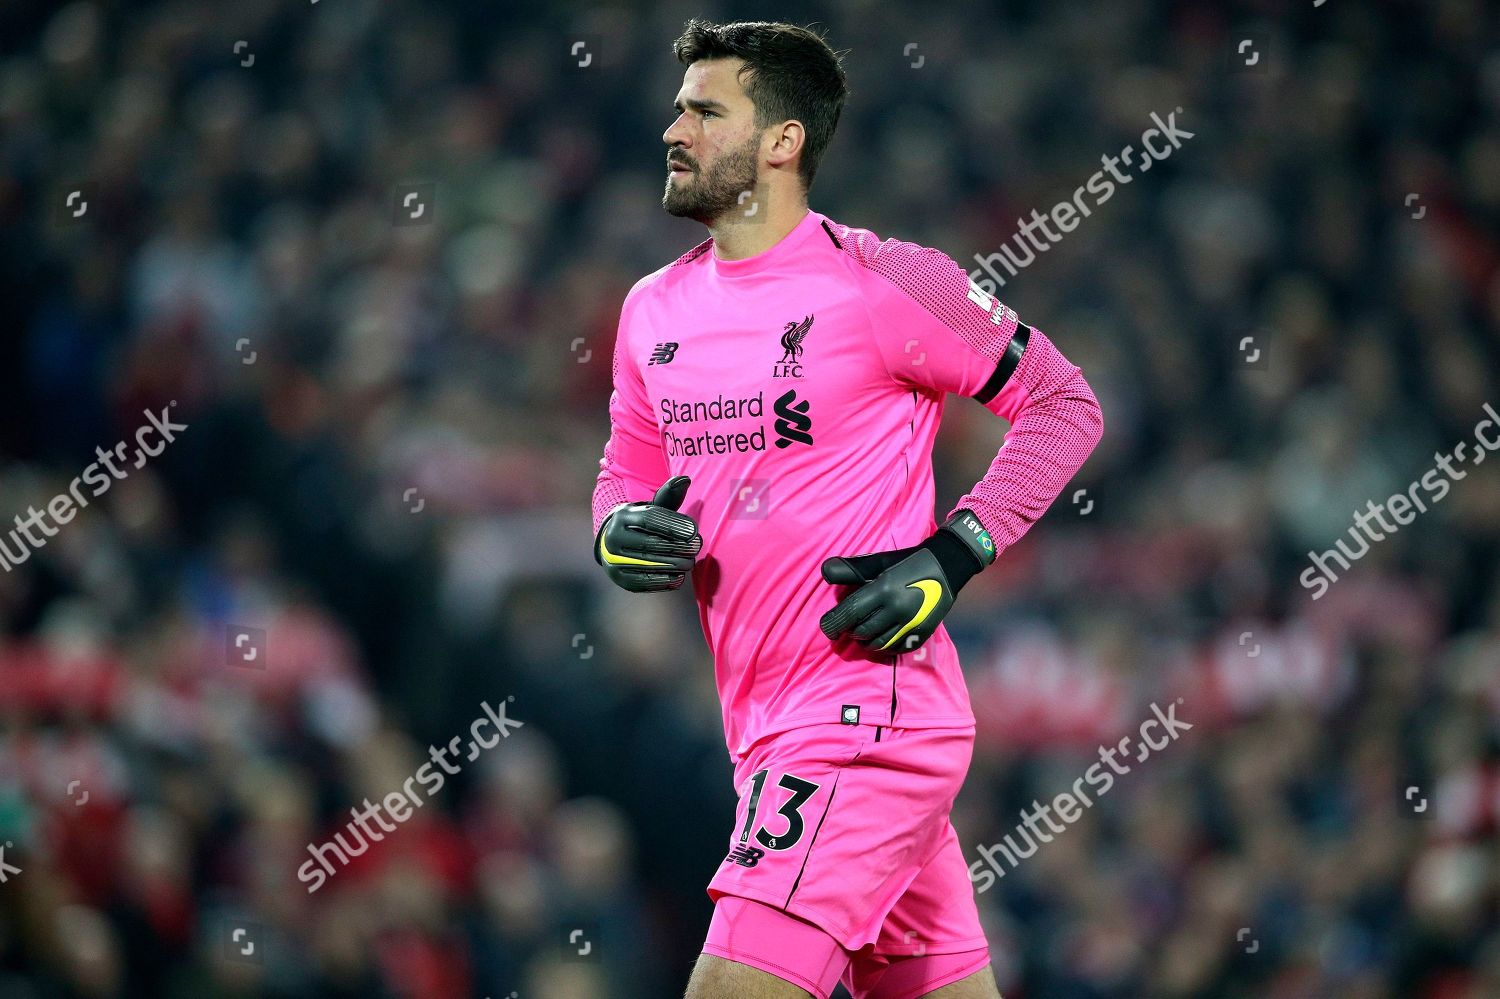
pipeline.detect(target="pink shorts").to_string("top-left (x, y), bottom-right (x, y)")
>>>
top-left (703, 723), bottom-right (989, 997)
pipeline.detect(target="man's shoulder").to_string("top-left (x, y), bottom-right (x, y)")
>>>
top-left (816, 214), bottom-right (950, 281)
top-left (623, 236), bottom-right (715, 307)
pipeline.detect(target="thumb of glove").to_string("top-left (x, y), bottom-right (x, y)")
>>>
top-left (652, 475), bottom-right (692, 511)
top-left (821, 548), bottom-right (915, 586)
top-left (821, 555), bottom-right (873, 586)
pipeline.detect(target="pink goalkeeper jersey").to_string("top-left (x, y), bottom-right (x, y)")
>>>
top-left (594, 208), bottom-right (1102, 759)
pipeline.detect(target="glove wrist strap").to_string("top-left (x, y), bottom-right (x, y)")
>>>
top-left (933, 509), bottom-right (996, 587)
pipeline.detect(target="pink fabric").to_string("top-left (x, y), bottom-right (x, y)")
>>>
top-left (702, 888), bottom-right (996, 996)
top-left (593, 208), bottom-right (1102, 756)
top-left (704, 895), bottom-right (992, 999)
top-left (846, 946), bottom-right (992, 999)
top-left (823, 218), bottom-right (1103, 559)
top-left (702, 723), bottom-right (987, 996)
top-left (704, 895), bottom-right (849, 999)
top-left (707, 723), bottom-right (983, 952)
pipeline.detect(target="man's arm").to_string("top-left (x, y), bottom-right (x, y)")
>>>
top-left (816, 231), bottom-right (1100, 652)
top-left (591, 285), bottom-right (703, 592)
top-left (593, 287), bottom-right (671, 536)
top-left (858, 239), bottom-right (1104, 556)
top-left (945, 323), bottom-right (1101, 557)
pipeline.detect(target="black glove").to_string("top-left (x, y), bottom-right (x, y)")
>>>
top-left (819, 510), bottom-right (995, 653)
top-left (594, 475), bottom-right (702, 592)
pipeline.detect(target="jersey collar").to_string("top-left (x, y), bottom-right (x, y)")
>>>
top-left (709, 208), bottom-right (822, 278)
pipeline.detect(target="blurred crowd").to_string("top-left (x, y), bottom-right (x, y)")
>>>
top-left (1, 0), bottom-right (1498, 996)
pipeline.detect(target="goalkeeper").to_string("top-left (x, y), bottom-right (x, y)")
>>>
top-left (592, 17), bottom-right (1103, 999)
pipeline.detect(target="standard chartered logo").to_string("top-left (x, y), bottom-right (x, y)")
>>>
top-left (658, 389), bottom-right (814, 456)
top-left (660, 392), bottom-right (763, 426)
top-left (772, 390), bottom-right (812, 448)
top-left (661, 391), bottom-right (766, 457)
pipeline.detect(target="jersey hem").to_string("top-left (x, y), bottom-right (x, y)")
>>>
top-left (734, 711), bottom-right (977, 755)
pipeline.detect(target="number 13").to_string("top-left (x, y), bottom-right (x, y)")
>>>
top-left (738, 769), bottom-right (821, 851)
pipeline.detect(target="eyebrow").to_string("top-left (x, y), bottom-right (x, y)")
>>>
top-left (673, 97), bottom-right (729, 113)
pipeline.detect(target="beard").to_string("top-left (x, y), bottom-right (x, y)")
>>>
top-left (662, 131), bottom-right (762, 224)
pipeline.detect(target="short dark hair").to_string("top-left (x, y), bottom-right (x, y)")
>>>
top-left (672, 19), bottom-right (849, 192)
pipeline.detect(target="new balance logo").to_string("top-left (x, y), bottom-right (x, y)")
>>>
top-left (725, 845), bottom-right (765, 868)
top-left (648, 342), bottom-right (679, 365)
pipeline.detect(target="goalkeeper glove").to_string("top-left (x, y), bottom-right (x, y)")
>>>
top-left (594, 475), bottom-right (702, 592)
top-left (819, 510), bottom-right (995, 654)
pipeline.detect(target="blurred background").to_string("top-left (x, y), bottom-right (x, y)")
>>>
top-left (2, 0), bottom-right (1498, 996)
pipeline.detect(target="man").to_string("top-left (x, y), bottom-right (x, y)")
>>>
top-left (592, 19), bottom-right (1103, 999)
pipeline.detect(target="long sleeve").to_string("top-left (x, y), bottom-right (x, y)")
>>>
top-left (947, 325), bottom-right (1102, 558)
top-left (592, 285), bottom-right (670, 536)
top-left (853, 236), bottom-right (1103, 558)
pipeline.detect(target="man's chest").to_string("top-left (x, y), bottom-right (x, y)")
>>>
top-left (631, 288), bottom-right (897, 452)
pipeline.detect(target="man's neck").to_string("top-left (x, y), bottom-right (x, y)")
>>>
top-left (709, 202), bottom-right (810, 261)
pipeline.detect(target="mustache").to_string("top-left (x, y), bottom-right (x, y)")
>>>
top-left (667, 155), bottom-right (696, 170)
